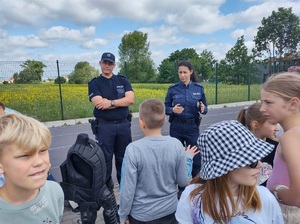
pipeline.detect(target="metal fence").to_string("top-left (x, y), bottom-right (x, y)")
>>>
top-left (0, 60), bottom-right (292, 122)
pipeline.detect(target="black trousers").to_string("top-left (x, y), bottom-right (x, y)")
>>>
top-left (129, 212), bottom-right (178, 224)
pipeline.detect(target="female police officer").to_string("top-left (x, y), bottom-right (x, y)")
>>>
top-left (164, 60), bottom-right (208, 180)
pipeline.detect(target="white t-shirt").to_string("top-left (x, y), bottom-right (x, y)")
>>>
top-left (175, 184), bottom-right (283, 224)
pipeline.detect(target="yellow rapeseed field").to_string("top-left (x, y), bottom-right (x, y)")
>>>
top-left (0, 83), bottom-right (260, 121)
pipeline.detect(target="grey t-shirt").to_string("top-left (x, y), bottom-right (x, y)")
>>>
top-left (118, 135), bottom-right (193, 222)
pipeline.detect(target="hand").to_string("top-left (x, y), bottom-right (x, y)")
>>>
top-left (120, 221), bottom-right (130, 224)
top-left (173, 104), bottom-right (184, 114)
top-left (185, 145), bottom-right (200, 157)
top-left (96, 98), bottom-right (111, 110)
top-left (199, 101), bottom-right (205, 113)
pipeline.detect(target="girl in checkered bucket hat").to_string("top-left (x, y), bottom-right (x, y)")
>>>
top-left (261, 72), bottom-right (300, 223)
top-left (175, 120), bottom-right (284, 223)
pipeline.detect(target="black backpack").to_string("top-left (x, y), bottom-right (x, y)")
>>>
top-left (60, 133), bottom-right (118, 224)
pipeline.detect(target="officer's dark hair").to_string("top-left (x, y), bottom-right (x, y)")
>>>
top-left (177, 60), bottom-right (200, 83)
top-left (139, 98), bottom-right (165, 129)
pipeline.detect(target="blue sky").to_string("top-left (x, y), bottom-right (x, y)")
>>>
top-left (0, 0), bottom-right (299, 74)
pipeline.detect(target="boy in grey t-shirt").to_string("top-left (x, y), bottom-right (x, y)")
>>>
top-left (118, 98), bottom-right (199, 224)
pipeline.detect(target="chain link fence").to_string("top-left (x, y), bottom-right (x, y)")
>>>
top-left (0, 60), bottom-right (293, 122)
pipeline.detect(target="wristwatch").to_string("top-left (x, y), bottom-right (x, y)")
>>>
top-left (110, 100), bottom-right (115, 107)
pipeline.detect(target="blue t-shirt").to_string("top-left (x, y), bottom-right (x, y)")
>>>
top-left (88, 74), bottom-right (133, 120)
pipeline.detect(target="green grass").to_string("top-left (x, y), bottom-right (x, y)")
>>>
top-left (0, 83), bottom-right (261, 121)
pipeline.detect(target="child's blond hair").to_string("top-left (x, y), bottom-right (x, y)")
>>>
top-left (262, 72), bottom-right (300, 100)
top-left (0, 114), bottom-right (51, 156)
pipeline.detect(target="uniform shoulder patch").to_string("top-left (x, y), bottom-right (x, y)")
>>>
top-left (169, 83), bottom-right (179, 88)
top-left (193, 82), bottom-right (203, 88)
top-left (88, 77), bottom-right (97, 83)
top-left (117, 74), bottom-right (127, 79)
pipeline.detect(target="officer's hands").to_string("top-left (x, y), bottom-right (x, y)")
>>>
top-left (96, 98), bottom-right (112, 110)
top-left (185, 145), bottom-right (200, 157)
top-left (173, 104), bottom-right (184, 114)
top-left (200, 101), bottom-right (205, 113)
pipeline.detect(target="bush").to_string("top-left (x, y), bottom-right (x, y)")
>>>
top-left (54, 76), bottom-right (67, 84)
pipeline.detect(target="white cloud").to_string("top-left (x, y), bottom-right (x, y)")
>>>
top-left (39, 26), bottom-right (96, 41)
top-left (192, 42), bottom-right (233, 61)
top-left (81, 38), bottom-right (107, 49)
top-left (139, 25), bottom-right (187, 46)
top-left (0, 0), bottom-right (299, 66)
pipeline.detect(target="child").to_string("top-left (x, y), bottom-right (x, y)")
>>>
top-left (0, 113), bottom-right (64, 223)
top-left (0, 101), bottom-right (5, 187)
top-left (237, 102), bottom-right (280, 185)
top-left (175, 120), bottom-right (283, 223)
top-left (118, 98), bottom-right (199, 224)
top-left (260, 72), bottom-right (300, 223)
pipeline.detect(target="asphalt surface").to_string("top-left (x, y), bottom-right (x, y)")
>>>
top-left (47, 101), bottom-right (256, 223)
top-left (48, 101), bottom-right (256, 183)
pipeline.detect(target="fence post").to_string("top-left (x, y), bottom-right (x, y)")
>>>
top-left (56, 60), bottom-right (64, 120)
top-left (215, 63), bottom-right (218, 104)
top-left (248, 63), bottom-right (250, 101)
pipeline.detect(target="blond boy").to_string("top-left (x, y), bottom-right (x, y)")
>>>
top-left (0, 114), bottom-right (64, 223)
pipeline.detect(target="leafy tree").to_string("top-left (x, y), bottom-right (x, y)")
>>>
top-left (118, 31), bottom-right (156, 83)
top-left (158, 48), bottom-right (200, 83)
top-left (14, 60), bottom-right (46, 83)
top-left (54, 76), bottom-right (67, 84)
top-left (157, 59), bottom-right (177, 83)
top-left (198, 50), bottom-right (217, 81)
top-left (254, 7), bottom-right (300, 73)
top-left (158, 48), bottom-right (216, 83)
top-left (68, 61), bottom-right (98, 84)
top-left (219, 36), bottom-right (255, 84)
top-left (168, 48), bottom-right (199, 61)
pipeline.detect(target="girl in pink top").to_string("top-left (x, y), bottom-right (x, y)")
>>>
top-left (260, 72), bottom-right (300, 223)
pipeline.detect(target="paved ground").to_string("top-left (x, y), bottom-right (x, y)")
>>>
top-left (61, 187), bottom-right (120, 224)
top-left (47, 101), bottom-right (256, 224)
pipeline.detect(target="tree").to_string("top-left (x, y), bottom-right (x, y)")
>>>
top-left (157, 48), bottom-right (216, 83)
top-left (219, 36), bottom-right (255, 84)
top-left (54, 76), bottom-right (67, 84)
top-left (198, 50), bottom-right (217, 81)
top-left (158, 48), bottom-right (201, 83)
top-left (254, 7), bottom-right (300, 73)
top-left (14, 60), bottom-right (46, 83)
top-left (118, 31), bottom-right (156, 83)
top-left (68, 62), bottom-right (98, 84)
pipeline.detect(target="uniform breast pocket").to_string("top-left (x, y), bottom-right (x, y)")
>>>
top-left (117, 87), bottom-right (125, 98)
top-left (172, 94), bottom-right (184, 106)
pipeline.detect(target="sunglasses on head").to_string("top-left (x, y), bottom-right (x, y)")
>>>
top-left (249, 161), bottom-right (259, 169)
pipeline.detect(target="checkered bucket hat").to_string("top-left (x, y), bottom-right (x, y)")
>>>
top-left (199, 120), bottom-right (274, 180)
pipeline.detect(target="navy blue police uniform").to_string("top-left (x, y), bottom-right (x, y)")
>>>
top-left (88, 74), bottom-right (133, 184)
top-left (165, 81), bottom-right (208, 177)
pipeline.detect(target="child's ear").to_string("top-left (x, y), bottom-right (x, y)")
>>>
top-left (251, 120), bottom-right (259, 130)
top-left (139, 119), bottom-right (146, 129)
top-left (289, 97), bottom-right (300, 110)
top-left (0, 163), bottom-right (4, 174)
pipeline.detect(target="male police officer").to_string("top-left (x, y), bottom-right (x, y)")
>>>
top-left (88, 52), bottom-right (134, 186)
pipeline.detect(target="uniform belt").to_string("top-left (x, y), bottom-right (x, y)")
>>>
top-left (173, 117), bottom-right (196, 124)
top-left (96, 118), bottom-right (128, 124)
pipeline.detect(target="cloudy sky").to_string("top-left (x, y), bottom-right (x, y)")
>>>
top-left (1, 0), bottom-right (300, 71)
